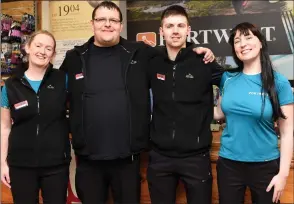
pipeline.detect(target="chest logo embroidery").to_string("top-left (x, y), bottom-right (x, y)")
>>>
top-left (130, 60), bottom-right (137, 64)
top-left (185, 73), bottom-right (194, 79)
top-left (157, 73), bottom-right (165, 81)
top-left (47, 84), bottom-right (54, 89)
top-left (14, 100), bottom-right (28, 110)
top-left (75, 73), bottom-right (84, 80)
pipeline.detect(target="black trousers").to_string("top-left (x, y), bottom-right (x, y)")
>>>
top-left (9, 164), bottom-right (69, 204)
top-left (217, 156), bottom-right (280, 204)
top-left (147, 150), bottom-right (212, 204)
top-left (75, 154), bottom-right (141, 204)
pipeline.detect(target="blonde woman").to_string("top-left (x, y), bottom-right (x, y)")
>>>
top-left (1, 30), bottom-right (70, 204)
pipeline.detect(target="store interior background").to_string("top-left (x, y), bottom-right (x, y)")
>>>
top-left (1, 1), bottom-right (293, 203)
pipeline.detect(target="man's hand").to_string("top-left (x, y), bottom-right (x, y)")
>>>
top-left (193, 47), bottom-right (215, 64)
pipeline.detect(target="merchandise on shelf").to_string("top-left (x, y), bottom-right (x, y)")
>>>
top-left (1, 13), bottom-right (35, 75)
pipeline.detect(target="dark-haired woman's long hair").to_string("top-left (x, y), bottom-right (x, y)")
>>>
top-left (228, 22), bottom-right (286, 121)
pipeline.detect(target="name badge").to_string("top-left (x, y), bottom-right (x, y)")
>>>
top-left (157, 73), bottom-right (165, 81)
top-left (75, 73), bottom-right (84, 80)
top-left (14, 100), bottom-right (28, 110)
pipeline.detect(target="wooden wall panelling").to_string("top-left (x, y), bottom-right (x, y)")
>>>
top-left (1, 1), bottom-right (35, 21)
top-left (36, 0), bottom-right (42, 30)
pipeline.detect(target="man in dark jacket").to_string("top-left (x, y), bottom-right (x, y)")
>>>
top-left (60, 1), bottom-right (215, 204)
top-left (147, 5), bottom-right (224, 204)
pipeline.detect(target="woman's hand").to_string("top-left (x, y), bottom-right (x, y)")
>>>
top-left (266, 173), bottom-right (287, 203)
top-left (1, 161), bottom-right (11, 188)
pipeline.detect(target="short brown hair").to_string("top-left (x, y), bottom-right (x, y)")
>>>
top-left (92, 1), bottom-right (123, 22)
top-left (161, 5), bottom-right (189, 25)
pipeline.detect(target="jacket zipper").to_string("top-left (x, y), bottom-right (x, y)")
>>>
top-left (20, 77), bottom-right (41, 165)
top-left (79, 51), bottom-right (87, 149)
top-left (123, 46), bottom-right (136, 153)
top-left (172, 64), bottom-right (177, 140)
top-left (172, 64), bottom-right (177, 100)
top-left (36, 95), bottom-right (40, 136)
top-left (35, 85), bottom-right (43, 138)
top-left (21, 78), bottom-right (40, 137)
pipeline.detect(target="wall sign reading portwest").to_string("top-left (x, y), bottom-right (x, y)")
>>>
top-left (128, 11), bottom-right (293, 57)
top-left (127, 1), bottom-right (294, 80)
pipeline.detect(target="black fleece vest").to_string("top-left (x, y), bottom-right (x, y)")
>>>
top-left (5, 67), bottom-right (71, 167)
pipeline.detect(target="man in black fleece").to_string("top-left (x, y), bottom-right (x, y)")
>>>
top-left (147, 5), bottom-right (224, 204)
top-left (60, 1), bottom-right (215, 204)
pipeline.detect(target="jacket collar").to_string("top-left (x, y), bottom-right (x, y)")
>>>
top-left (156, 42), bottom-right (197, 61)
top-left (13, 63), bottom-right (54, 80)
top-left (74, 36), bottom-right (138, 54)
top-left (73, 36), bottom-right (94, 54)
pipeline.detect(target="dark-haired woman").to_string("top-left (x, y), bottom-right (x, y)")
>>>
top-left (214, 22), bottom-right (293, 204)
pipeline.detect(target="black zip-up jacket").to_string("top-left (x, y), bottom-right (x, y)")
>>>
top-left (148, 43), bottom-right (224, 157)
top-left (59, 36), bottom-right (152, 158)
top-left (5, 65), bottom-right (71, 167)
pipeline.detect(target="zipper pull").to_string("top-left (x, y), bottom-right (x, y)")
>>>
top-left (37, 95), bottom-right (40, 114)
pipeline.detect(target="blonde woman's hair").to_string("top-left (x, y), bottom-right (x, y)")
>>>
top-left (26, 30), bottom-right (56, 53)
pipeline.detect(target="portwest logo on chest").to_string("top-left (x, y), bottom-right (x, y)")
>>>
top-left (248, 92), bottom-right (268, 96)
